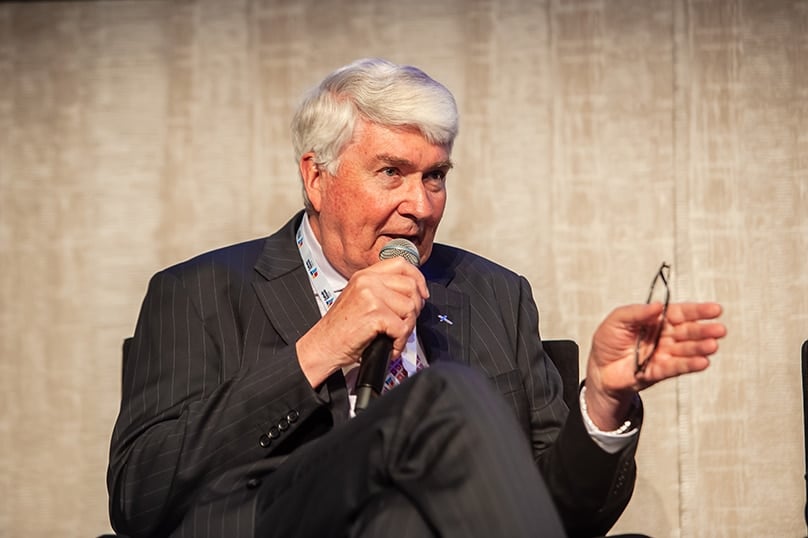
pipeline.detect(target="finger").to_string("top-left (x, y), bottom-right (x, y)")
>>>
top-left (361, 270), bottom-right (426, 317)
top-left (664, 302), bottom-right (723, 324)
top-left (378, 290), bottom-right (425, 323)
top-left (659, 336), bottom-right (720, 358)
top-left (637, 354), bottom-right (711, 384)
top-left (388, 318), bottom-right (416, 358)
top-left (372, 273), bottom-right (427, 302)
top-left (609, 302), bottom-right (666, 326)
top-left (344, 270), bottom-right (426, 314)
top-left (636, 334), bottom-right (721, 384)
top-left (374, 257), bottom-right (429, 299)
top-left (668, 320), bottom-right (727, 342)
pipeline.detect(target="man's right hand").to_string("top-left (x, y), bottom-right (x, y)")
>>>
top-left (295, 257), bottom-right (429, 388)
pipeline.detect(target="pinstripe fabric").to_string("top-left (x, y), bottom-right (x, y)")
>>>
top-left (253, 362), bottom-right (566, 538)
top-left (108, 211), bottom-right (638, 537)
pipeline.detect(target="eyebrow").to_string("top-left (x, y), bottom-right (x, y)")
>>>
top-left (376, 153), bottom-right (454, 171)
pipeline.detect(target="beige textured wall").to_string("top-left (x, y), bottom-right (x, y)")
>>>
top-left (1, 1), bottom-right (806, 536)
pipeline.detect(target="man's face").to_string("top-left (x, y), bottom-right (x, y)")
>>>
top-left (304, 119), bottom-right (452, 279)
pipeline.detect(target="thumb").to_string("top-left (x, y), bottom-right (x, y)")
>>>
top-left (610, 302), bottom-right (665, 329)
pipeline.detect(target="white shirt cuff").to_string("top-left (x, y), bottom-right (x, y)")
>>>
top-left (579, 385), bottom-right (639, 454)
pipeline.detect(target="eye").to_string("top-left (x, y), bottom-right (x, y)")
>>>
top-left (423, 169), bottom-right (448, 191)
top-left (424, 169), bottom-right (447, 182)
top-left (381, 167), bottom-right (400, 177)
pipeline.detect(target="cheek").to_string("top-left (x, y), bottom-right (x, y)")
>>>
top-left (322, 186), bottom-right (366, 228)
top-left (429, 192), bottom-right (447, 220)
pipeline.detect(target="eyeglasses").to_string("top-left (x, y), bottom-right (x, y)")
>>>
top-left (634, 262), bottom-right (671, 374)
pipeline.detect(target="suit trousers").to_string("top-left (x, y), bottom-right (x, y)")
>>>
top-left (253, 362), bottom-right (567, 537)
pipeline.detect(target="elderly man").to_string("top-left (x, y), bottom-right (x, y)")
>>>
top-left (108, 58), bottom-right (726, 537)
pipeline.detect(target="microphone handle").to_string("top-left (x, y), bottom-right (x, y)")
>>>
top-left (354, 335), bottom-right (393, 413)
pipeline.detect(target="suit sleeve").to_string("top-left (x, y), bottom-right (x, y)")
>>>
top-left (107, 268), bottom-right (323, 537)
top-left (515, 276), bottom-right (639, 537)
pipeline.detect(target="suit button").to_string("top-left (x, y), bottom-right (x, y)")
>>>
top-left (246, 478), bottom-right (262, 489)
top-left (287, 410), bottom-right (299, 423)
top-left (278, 418), bottom-right (290, 431)
top-left (268, 426), bottom-right (280, 439)
top-left (259, 434), bottom-right (271, 448)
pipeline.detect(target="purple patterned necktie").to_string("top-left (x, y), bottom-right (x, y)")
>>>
top-left (382, 352), bottom-right (426, 393)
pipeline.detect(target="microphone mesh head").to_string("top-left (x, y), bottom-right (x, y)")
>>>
top-left (379, 238), bottom-right (420, 267)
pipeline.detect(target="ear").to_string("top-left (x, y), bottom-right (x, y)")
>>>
top-left (300, 152), bottom-right (324, 212)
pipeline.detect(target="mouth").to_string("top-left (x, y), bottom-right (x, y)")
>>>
top-left (382, 234), bottom-right (422, 249)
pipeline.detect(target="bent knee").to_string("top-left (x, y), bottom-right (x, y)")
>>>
top-left (414, 362), bottom-right (504, 407)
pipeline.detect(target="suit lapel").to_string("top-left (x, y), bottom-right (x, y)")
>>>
top-left (252, 212), bottom-right (321, 346)
top-left (419, 281), bottom-right (470, 366)
top-left (251, 212), bottom-right (349, 419)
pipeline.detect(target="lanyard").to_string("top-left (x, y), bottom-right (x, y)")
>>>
top-left (296, 225), bottom-right (341, 313)
top-left (296, 220), bottom-right (421, 377)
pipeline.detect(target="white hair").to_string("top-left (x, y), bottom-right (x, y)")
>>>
top-left (291, 58), bottom-right (459, 209)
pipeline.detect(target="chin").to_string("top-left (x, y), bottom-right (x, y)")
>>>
top-left (418, 245), bottom-right (432, 264)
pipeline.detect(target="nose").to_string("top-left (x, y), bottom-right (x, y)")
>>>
top-left (398, 175), bottom-right (435, 220)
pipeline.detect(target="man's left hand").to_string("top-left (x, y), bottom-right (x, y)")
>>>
top-left (583, 302), bottom-right (727, 431)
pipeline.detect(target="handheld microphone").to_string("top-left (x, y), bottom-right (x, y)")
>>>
top-left (354, 238), bottom-right (420, 413)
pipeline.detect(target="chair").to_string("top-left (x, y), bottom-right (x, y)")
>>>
top-left (802, 340), bottom-right (808, 531)
top-left (543, 338), bottom-right (580, 411)
top-left (96, 341), bottom-right (133, 537)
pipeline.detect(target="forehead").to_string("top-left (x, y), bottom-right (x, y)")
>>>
top-left (342, 120), bottom-right (451, 167)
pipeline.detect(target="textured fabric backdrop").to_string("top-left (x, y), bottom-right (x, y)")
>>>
top-left (1, 1), bottom-right (806, 536)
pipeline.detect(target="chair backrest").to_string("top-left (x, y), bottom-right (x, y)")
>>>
top-left (542, 339), bottom-right (580, 411)
top-left (802, 340), bottom-right (808, 531)
top-left (122, 337), bottom-right (134, 386)
top-left (119, 336), bottom-right (582, 410)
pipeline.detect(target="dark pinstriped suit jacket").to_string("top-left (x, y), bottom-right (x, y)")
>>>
top-left (108, 211), bottom-right (638, 538)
